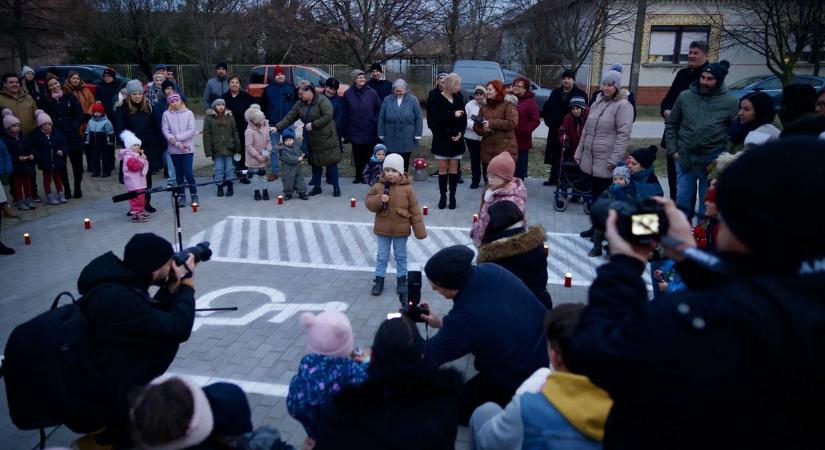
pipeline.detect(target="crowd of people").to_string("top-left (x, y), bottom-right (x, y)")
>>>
top-left (2, 46), bottom-right (825, 450)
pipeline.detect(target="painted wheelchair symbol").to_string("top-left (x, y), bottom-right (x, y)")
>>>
top-left (192, 286), bottom-right (348, 331)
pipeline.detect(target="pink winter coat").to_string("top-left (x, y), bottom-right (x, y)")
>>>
top-left (119, 149), bottom-right (149, 191)
top-left (470, 178), bottom-right (528, 247)
top-left (244, 120), bottom-right (272, 169)
top-left (161, 107), bottom-right (196, 155)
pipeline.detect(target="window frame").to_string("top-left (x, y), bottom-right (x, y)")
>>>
top-left (648, 25), bottom-right (710, 65)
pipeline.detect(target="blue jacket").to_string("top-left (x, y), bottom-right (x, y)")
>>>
top-left (30, 128), bottom-right (68, 171)
top-left (378, 93), bottom-right (423, 154)
top-left (0, 139), bottom-right (12, 175)
top-left (261, 81), bottom-right (296, 124)
top-left (325, 93), bottom-right (346, 141)
top-left (423, 264), bottom-right (549, 389)
top-left (343, 85), bottom-right (381, 145)
top-left (630, 166), bottom-right (664, 200)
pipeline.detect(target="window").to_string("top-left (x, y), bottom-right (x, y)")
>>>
top-left (648, 26), bottom-right (710, 64)
top-left (249, 67), bottom-right (265, 84)
top-left (293, 67), bottom-right (320, 86)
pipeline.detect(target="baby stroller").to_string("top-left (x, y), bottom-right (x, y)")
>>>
top-left (553, 134), bottom-right (592, 212)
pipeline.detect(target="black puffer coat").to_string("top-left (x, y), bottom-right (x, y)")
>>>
top-left (112, 99), bottom-right (157, 150)
top-left (477, 225), bottom-right (553, 310)
top-left (41, 94), bottom-right (84, 149)
top-left (2, 134), bottom-right (35, 176)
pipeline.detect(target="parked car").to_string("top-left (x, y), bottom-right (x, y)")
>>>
top-left (502, 68), bottom-right (552, 111)
top-left (728, 74), bottom-right (825, 110)
top-left (33, 65), bottom-right (129, 97)
top-left (451, 60), bottom-right (551, 112)
top-left (247, 65), bottom-right (348, 99)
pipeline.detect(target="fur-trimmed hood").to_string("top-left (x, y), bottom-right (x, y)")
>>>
top-left (206, 108), bottom-right (233, 117)
top-left (477, 225), bottom-right (546, 263)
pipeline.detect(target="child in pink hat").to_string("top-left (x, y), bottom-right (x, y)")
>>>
top-left (470, 151), bottom-right (528, 246)
top-left (287, 311), bottom-right (368, 447)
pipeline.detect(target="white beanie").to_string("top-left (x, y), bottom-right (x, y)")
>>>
top-left (20, 65), bottom-right (34, 77)
top-left (383, 153), bottom-right (404, 174)
top-left (120, 130), bottom-right (142, 149)
top-left (244, 104), bottom-right (265, 124)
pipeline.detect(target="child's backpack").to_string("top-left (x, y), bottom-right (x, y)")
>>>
top-left (0, 284), bottom-right (116, 446)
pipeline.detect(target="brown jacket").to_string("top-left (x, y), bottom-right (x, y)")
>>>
top-left (365, 173), bottom-right (427, 238)
top-left (0, 90), bottom-right (37, 134)
top-left (474, 99), bottom-right (518, 163)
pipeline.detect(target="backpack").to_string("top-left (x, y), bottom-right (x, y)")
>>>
top-left (1, 284), bottom-right (116, 439)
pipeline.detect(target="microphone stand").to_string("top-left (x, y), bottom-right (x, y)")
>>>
top-left (113, 172), bottom-right (249, 252)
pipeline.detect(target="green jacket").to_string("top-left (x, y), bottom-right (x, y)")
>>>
top-left (665, 82), bottom-right (739, 170)
top-left (276, 95), bottom-right (342, 167)
top-left (203, 109), bottom-right (240, 157)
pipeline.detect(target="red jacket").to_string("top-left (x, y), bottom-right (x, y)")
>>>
top-left (514, 91), bottom-right (540, 150)
top-left (557, 109), bottom-right (589, 160)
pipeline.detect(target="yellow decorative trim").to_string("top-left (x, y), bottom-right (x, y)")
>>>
top-left (640, 14), bottom-right (722, 64)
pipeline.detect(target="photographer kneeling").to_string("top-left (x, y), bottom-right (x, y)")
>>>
top-left (77, 232), bottom-right (199, 447)
top-left (420, 245), bottom-right (549, 425)
top-left (568, 138), bottom-right (825, 450)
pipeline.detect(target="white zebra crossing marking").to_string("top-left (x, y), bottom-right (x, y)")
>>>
top-left (188, 216), bottom-right (652, 288)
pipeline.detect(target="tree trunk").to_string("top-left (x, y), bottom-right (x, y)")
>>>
top-left (12, 0), bottom-right (27, 66)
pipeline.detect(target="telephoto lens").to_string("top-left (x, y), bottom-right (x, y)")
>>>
top-left (173, 241), bottom-right (212, 266)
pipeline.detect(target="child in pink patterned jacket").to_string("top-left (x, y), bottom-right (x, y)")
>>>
top-left (119, 130), bottom-right (150, 222)
top-left (471, 152), bottom-right (527, 247)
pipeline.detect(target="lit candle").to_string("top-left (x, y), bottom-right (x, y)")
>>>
top-left (472, 214), bottom-right (479, 223)
top-left (23, 233), bottom-right (31, 245)
top-left (564, 273), bottom-right (572, 288)
top-left (191, 202), bottom-right (199, 213)
top-left (277, 195), bottom-right (283, 205)
top-left (351, 197), bottom-right (356, 208)
top-left (84, 218), bottom-right (91, 229)
top-left (422, 206), bottom-right (428, 216)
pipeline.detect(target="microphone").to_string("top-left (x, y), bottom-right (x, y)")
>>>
top-left (382, 181), bottom-right (391, 211)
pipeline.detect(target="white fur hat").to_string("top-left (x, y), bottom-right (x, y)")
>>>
top-left (120, 130), bottom-right (142, 149)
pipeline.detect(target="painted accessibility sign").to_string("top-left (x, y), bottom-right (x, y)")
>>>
top-left (193, 285), bottom-right (348, 331)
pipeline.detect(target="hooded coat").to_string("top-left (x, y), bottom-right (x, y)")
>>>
top-left (474, 99), bottom-right (518, 163)
top-left (315, 367), bottom-right (464, 450)
top-left (575, 89), bottom-right (634, 179)
top-left (203, 108), bottom-right (240, 157)
top-left (276, 94), bottom-right (342, 167)
top-left (343, 84), bottom-right (382, 145)
top-left (365, 172), bottom-right (427, 238)
top-left (477, 225), bottom-right (552, 310)
top-left (665, 81), bottom-right (739, 170)
top-left (77, 251), bottom-right (195, 445)
top-left (471, 178), bottom-right (527, 247)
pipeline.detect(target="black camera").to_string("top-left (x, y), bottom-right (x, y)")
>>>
top-left (398, 270), bottom-right (429, 323)
top-left (173, 241), bottom-right (212, 266)
top-left (590, 198), bottom-right (669, 246)
top-left (470, 114), bottom-right (485, 124)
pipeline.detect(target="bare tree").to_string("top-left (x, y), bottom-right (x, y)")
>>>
top-left (440, 0), bottom-right (503, 61)
top-left (312, 0), bottom-right (440, 69)
top-left (0, 0), bottom-right (75, 66)
top-left (698, 0), bottom-right (825, 85)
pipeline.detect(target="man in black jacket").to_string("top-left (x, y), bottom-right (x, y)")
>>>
top-left (78, 232), bottom-right (197, 446)
top-left (367, 63), bottom-right (393, 101)
top-left (659, 41), bottom-right (709, 201)
top-left (222, 74), bottom-right (254, 183)
top-left (543, 69), bottom-right (587, 185)
top-left (569, 138), bottom-right (825, 450)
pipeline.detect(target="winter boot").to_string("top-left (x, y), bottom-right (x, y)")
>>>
top-left (299, 192), bottom-right (309, 200)
top-left (308, 186), bottom-right (322, 196)
top-left (254, 190), bottom-right (262, 201)
top-left (371, 276), bottom-right (385, 296)
top-left (438, 174), bottom-right (448, 209)
top-left (25, 199), bottom-right (36, 210)
top-left (448, 173), bottom-right (458, 210)
top-left (588, 242), bottom-right (603, 257)
top-left (46, 193), bottom-right (60, 205)
top-left (225, 181), bottom-right (234, 197)
top-left (396, 276), bottom-right (407, 295)
top-left (579, 227), bottom-right (594, 238)
top-left (0, 241), bottom-right (14, 255)
top-left (16, 200), bottom-right (32, 211)
top-left (177, 194), bottom-right (187, 208)
top-left (217, 183), bottom-right (225, 197)
top-left (58, 192), bottom-right (68, 204)
top-left (190, 194), bottom-right (199, 205)
top-left (262, 188), bottom-right (270, 201)
top-left (333, 186), bottom-right (341, 197)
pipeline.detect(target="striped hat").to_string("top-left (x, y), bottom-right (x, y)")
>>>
top-left (167, 93), bottom-right (182, 104)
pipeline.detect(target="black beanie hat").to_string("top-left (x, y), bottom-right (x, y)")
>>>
top-left (716, 137), bottom-right (825, 271)
top-left (215, 62), bottom-right (228, 70)
top-left (703, 60), bottom-right (730, 85)
top-left (483, 201), bottom-right (525, 243)
top-left (123, 233), bottom-right (174, 276)
top-left (424, 245), bottom-right (475, 289)
top-left (324, 77), bottom-right (340, 90)
top-left (161, 79), bottom-right (175, 92)
top-left (561, 69), bottom-right (576, 80)
top-left (369, 63), bottom-right (383, 73)
top-left (630, 145), bottom-right (657, 169)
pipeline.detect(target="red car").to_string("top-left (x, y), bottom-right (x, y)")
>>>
top-left (248, 65), bottom-right (348, 98)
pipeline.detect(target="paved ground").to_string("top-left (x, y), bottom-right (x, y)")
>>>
top-left (0, 154), bottom-right (659, 449)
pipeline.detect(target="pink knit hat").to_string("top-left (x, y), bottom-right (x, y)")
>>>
top-left (488, 152), bottom-right (515, 181)
top-left (300, 311), bottom-right (354, 358)
top-left (34, 109), bottom-right (52, 127)
top-left (2, 108), bottom-right (20, 130)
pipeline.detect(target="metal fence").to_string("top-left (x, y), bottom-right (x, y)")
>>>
top-left (105, 63), bottom-right (592, 103)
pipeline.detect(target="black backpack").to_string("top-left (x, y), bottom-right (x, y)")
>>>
top-left (1, 284), bottom-right (115, 442)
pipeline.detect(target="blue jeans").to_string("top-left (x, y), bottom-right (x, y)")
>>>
top-left (676, 160), bottom-right (707, 219)
top-left (213, 155), bottom-right (234, 183)
top-left (164, 150), bottom-right (176, 181)
top-left (170, 153), bottom-right (197, 195)
top-left (515, 149), bottom-right (529, 179)
top-left (269, 130), bottom-right (284, 175)
top-left (375, 235), bottom-right (408, 278)
top-left (311, 163), bottom-right (339, 188)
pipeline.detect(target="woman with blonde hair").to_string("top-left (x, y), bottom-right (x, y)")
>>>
top-left (428, 72), bottom-right (467, 209)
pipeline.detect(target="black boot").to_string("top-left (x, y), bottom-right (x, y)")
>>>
top-left (226, 181), bottom-right (234, 197)
top-left (448, 173), bottom-right (458, 209)
top-left (254, 190), bottom-right (261, 201)
top-left (396, 276), bottom-right (407, 295)
top-left (438, 174), bottom-right (448, 209)
top-left (580, 227), bottom-right (594, 238)
top-left (262, 188), bottom-right (270, 200)
top-left (333, 186), bottom-right (341, 197)
top-left (217, 183), bottom-right (225, 197)
top-left (308, 186), bottom-right (322, 196)
top-left (371, 277), bottom-right (385, 296)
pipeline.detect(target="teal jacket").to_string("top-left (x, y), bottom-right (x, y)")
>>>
top-left (665, 82), bottom-right (738, 170)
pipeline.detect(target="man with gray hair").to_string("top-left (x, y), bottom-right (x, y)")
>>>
top-left (660, 40), bottom-right (710, 202)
